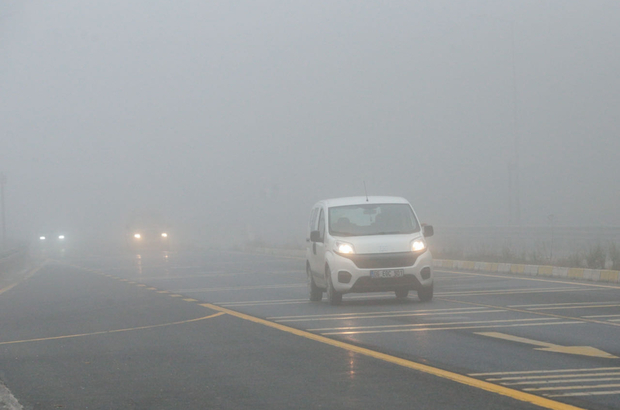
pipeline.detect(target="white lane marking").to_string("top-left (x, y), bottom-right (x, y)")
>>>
top-left (525, 304), bottom-right (620, 311)
top-left (222, 300), bottom-right (310, 307)
top-left (311, 317), bottom-right (552, 332)
top-left (268, 306), bottom-right (489, 320)
top-left (275, 309), bottom-right (504, 323)
top-left (546, 390), bottom-right (620, 397)
top-left (219, 293), bottom-right (401, 307)
top-left (524, 383), bottom-right (620, 392)
top-left (470, 367), bottom-right (620, 377)
top-left (503, 377), bottom-right (620, 386)
top-left (0, 381), bottom-right (22, 410)
top-left (175, 283), bottom-right (306, 292)
top-left (582, 314), bottom-right (620, 318)
top-left (320, 321), bottom-right (581, 335)
top-left (510, 301), bottom-right (620, 308)
top-left (436, 287), bottom-right (596, 297)
top-left (488, 372), bottom-right (620, 382)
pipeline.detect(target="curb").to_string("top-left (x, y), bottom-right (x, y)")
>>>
top-left (434, 259), bottom-right (620, 284)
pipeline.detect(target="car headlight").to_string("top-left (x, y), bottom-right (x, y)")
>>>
top-left (411, 239), bottom-right (426, 252)
top-left (58, 235), bottom-right (65, 240)
top-left (134, 233), bottom-right (141, 239)
top-left (39, 236), bottom-right (46, 241)
top-left (334, 241), bottom-right (355, 255)
top-left (161, 233), bottom-right (168, 238)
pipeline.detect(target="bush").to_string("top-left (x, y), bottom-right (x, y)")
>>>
top-left (609, 243), bottom-right (620, 271)
top-left (585, 244), bottom-right (606, 269)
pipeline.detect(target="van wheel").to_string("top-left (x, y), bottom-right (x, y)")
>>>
top-left (326, 266), bottom-right (342, 305)
top-left (307, 264), bottom-right (323, 302)
top-left (395, 288), bottom-right (409, 299)
top-left (418, 283), bottom-right (433, 302)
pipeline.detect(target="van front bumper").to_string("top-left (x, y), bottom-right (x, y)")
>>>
top-left (328, 249), bottom-right (433, 294)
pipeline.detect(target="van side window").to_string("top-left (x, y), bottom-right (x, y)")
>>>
top-left (309, 208), bottom-right (319, 231)
top-left (318, 209), bottom-right (325, 241)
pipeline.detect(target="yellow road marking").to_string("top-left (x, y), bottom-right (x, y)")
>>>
top-left (0, 312), bottom-right (225, 346)
top-left (170, 294), bottom-right (183, 297)
top-left (199, 303), bottom-right (585, 410)
top-left (157, 290), bottom-right (170, 294)
top-left (183, 298), bottom-right (198, 302)
top-left (476, 332), bottom-right (617, 359)
top-left (137, 284), bottom-right (147, 287)
top-left (147, 287), bottom-right (158, 290)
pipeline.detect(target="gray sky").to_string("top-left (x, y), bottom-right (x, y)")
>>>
top-left (1, 0), bottom-right (619, 246)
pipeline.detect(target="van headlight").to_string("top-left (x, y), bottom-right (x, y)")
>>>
top-left (411, 239), bottom-right (426, 252)
top-left (334, 241), bottom-right (355, 255)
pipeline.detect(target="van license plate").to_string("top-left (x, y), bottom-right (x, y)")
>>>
top-left (370, 269), bottom-right (404, 278)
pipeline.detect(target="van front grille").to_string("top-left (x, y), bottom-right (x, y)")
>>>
top-left (344, 252), bottom-right (419, 269)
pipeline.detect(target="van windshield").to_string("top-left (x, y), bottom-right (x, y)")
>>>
top-left (328, 203), bottom-right (420, 237)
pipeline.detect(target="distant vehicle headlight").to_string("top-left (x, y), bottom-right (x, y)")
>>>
top-left (161, 233), bottom-right (168, 238)
top-left (58, 235), bottom-right (65, 240)
top-left (411, 239), bottom-right (426, 252)
top-left (134, 233), bottom-right (141, 239)
top-left (39, 236), bottom-right (46, 241)
top-left (334, 241), bottom-right (355, 255)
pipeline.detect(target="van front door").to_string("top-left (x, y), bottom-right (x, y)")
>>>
top-left (311, 208), bottom-right (327, 287)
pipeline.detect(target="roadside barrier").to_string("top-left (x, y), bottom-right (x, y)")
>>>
top-left (434, 259), bottom-right (620, 284)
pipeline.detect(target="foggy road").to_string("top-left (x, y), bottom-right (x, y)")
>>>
top-left (1, 250), bottom-right (619, 409)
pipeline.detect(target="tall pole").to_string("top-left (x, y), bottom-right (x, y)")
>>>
top-left (0, 173), bottom-right (6, 249)
top-left (511, 20), bottom-right (521, 226)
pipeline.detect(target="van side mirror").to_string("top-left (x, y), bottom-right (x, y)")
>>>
top-left (423, 225), bottom-right (434, 238)
top-left (310, 230), bottom-right (321, 242)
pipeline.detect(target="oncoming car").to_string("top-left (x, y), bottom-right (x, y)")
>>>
top-left (127, 228), bottom-right (170, 251)
top-left (306, 196), bottom-right (434, 305)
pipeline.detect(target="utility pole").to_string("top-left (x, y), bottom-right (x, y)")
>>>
top-left (0, 173), bottom-right (6, 249)
top-left (511, 20), bottom-right (522, 226)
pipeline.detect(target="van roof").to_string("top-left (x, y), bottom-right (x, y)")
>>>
top-left (315, 196), bottom-right (410, 208)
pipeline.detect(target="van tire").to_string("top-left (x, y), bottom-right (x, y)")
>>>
top-left (326, 266), bottom-right (342, 305)
top-left (307, 264), bottom-right (323, 302)
top-left (418, 283), bottom-right (433, 302)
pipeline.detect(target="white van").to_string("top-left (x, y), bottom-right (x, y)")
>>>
top-left (306, 196), bottom-right (434, 305)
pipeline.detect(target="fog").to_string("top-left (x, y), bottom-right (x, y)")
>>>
top-left (1, 1), bottom-right (619, 248)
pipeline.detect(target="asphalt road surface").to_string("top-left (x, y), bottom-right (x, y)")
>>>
top-left (1, 249), bottom-right (619, 409)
